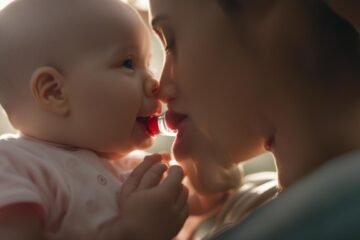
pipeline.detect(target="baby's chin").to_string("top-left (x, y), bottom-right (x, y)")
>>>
top-left (96, 151), bottom-right (124, 160)
top-left (97, 138), bottom-right (154, 160)
top-left (135, 136), bottom-right (154, 149)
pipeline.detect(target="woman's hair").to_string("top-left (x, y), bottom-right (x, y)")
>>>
top-left (308, 0), bottom-right (360, 80)
top-left (217, 0), bottom-right (240, 15)
top-left (218, 0), bottom-right (360, 83)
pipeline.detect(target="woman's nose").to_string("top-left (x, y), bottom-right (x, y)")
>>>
top-left (158, 81), bottom-right (177, 103)
top-left (158, 58), bottom-right (177, 103)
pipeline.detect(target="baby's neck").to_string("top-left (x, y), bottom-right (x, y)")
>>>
top-left (20, 133), bottom-right (79, 151)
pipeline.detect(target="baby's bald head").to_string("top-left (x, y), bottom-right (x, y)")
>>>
top-left (0, 0), bottom-right (144, 128)
top-left (0, 0), bottom-right (140, 108)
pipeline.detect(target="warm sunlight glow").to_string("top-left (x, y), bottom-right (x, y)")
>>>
top-left (0, 0), bottom-right (149, 11)
top-left (0, 0), bottom-right (13, 11)
top-left (122, 0), bottom-right (149, 11)
top-left (133, 0), bottom-right (149, 11)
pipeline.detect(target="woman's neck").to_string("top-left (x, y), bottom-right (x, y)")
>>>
top-left (271, 93), bottom-right (360, 189)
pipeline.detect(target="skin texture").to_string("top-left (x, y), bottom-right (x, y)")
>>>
top-left (0, 1), bottom-right (189, 239)
top-left (0, 0), bottom-right (160, 159)
top-left (150, 0), bottom-right (360, 192)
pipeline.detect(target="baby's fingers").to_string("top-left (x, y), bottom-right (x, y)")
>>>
top-left (175, 185), bottom-right (189, 211)
top-left (159, 152), bottom-right (171, 162)
top-left (175, 196), bottom-right (190, 228)
top-left (120, 154), bottom-right (162, 197)
top-left (160, 165), bottom-right (185, 198)
top-left (137, 163), bottom-right (168, 190)
top-left (179, 203), bottom-right (190, 225)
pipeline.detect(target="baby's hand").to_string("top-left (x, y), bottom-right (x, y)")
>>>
top-left (117, 154), bottom-right (189, 240)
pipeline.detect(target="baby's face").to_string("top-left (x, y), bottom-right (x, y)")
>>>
top-left (19, 0), bottom-right (160, 158)
top-left (63, 3), bottom-right (160, 158)
top-left (0, 1), bottom-right (160, 157)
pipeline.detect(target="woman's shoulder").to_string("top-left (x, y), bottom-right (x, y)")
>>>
top-left (210, 150), bottom-right (360, 240)
top-left (193, 171), bottom-right (278, 240)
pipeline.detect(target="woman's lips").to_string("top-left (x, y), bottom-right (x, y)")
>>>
top-left (264, 136), bottom-right (275, 151)
top-left (165, 111), bottom-right (188, 131)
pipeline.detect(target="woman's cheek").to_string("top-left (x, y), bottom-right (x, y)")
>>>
top-left (173, 128), bottom-right (243, 194)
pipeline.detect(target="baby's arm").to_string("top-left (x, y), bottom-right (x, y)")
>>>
top-left (0, 203), bottom-right (44, 240)
top-left (99, 154), bottom-right (189, 240)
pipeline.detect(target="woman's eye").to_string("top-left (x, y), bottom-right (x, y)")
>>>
top-left (162, 31), bottom-right (175, 54)
top-left (122, 58), bottom-right (134, 69)
top-left (165, 42), bottom-right (174, 53)
top-left (164, 39), bottom-right (175, 54)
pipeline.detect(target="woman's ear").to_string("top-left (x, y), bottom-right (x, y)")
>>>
top-left (30, 66), bottom-right (70, 116)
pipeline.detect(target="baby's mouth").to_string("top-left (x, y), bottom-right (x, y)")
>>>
top-left (136, 116), bottom-right (153, 136)
top-left (136, 112), bottom-right (187, 137)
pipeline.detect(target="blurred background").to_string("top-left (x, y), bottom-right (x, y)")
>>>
top-left (0, 0), bottom-right (275, 174)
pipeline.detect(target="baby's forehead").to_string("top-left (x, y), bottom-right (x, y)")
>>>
top-left (1, 0), bottom-right (143, 35)
top-left (0, 0), bottom-right (148, 65)
top-left (0, 0), bottom-right (149, 97)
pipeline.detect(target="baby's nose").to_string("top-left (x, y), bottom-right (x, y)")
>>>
top-left (144, 76), bottom-right (159, 98)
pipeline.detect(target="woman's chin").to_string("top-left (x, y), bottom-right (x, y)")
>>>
top-left (172, 128), bottom-right (194, 162)
top-left (172, 138), bottom-right (190, 163)
top-left (189, 164), bottom-right (243, 194)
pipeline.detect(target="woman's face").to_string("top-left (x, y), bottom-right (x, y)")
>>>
top-left (150, 0), bottom-right (314, 188)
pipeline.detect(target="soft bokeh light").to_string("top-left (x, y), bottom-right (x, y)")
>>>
top-left (0, 0), bottom-right (13, 10)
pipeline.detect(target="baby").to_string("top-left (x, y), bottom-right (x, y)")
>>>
top-left (0, 0), bottom-right (189, 239)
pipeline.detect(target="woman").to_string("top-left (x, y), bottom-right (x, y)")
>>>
top-left (150, 0), bottom-right (360, 239)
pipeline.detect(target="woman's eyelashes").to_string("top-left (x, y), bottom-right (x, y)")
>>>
top-left (163, 34), bottom-right (175, 54)
top-left (164, 38), bottom-right (175, 53)
top-left (155, 28), bottom-right (175, 54)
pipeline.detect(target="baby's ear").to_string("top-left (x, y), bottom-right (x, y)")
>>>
top-left (30, 66), bottom-right (69, 116)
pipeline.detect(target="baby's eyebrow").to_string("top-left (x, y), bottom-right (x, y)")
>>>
top-left (108, 44), bottom-right (152, 64)
top-left (108, 46), bottom-right (124, 60)
top-left (106, 45), bottom-right (131, 66)
top-left (110, 43), bottom-right (137, 56)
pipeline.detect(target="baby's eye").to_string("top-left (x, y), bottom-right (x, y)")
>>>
top-left (122, 58), bottom-right (134, 69)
